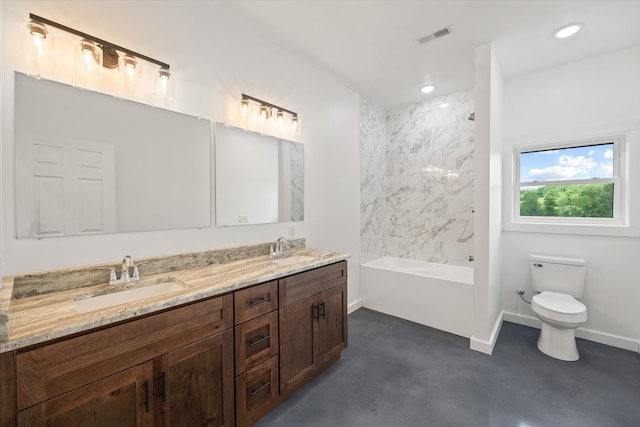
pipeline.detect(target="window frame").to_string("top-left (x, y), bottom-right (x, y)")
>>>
top-left (509, 135), bottom-right (630, 232)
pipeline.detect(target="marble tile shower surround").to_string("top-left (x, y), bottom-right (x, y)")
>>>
top-left (360, 90), bottom-right (475, 266)
top-left (360, 98), bottom-right (388, 264)
top-left (11, 238), bottom-right (305, 299)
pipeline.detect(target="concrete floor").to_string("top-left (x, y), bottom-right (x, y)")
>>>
top-left (255, 308), bottom-right (640, 427)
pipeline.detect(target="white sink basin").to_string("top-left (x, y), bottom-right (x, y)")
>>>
top-left (270, 255), bottom-right (316, 266)
top-left (75, 281), bottom-right (185, 313)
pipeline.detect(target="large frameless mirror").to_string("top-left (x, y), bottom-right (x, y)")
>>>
top-left (14, 72), bottom-right (212, 238)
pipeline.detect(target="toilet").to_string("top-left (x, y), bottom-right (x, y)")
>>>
top-left (530, 254), bottom-right (587, 361)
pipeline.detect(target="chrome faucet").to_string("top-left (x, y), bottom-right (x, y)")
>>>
top-left (270, 237), bottom-right (288, 257)
top-left (108, 255), bottom-right (141, 285)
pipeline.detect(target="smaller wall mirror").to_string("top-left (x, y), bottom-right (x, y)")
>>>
top-left (214, 123), bottom-right (304, 226)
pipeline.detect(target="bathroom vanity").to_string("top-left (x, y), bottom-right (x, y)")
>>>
top-left (0, 247), bottom-right (348, 427)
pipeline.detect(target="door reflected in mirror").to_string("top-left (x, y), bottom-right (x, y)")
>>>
top-left (214, 123), bottom-right (304, 226)
top-left (14, 72), bottom-right (212, 239)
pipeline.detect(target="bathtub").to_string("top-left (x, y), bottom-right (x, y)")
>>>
top-left (361, 257), bottom-right (474, 338)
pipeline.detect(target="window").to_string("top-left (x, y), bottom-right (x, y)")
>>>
top-left (513, 136), bottom-right (626, 227)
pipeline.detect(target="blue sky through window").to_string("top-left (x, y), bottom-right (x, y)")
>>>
top-left (520, 143), bottom-right (613, 182)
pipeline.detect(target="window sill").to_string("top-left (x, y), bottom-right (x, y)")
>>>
top-left (503, 221), bottom-right (640, 238)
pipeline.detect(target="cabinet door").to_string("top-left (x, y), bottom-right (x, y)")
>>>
top-left (318, 283), bottom-right (348, 365)
top-left (279, 294), bottom-right (318, 394)
top-left (18, 362), bottom-right (153, 427)
top-left (155, 330), bottom-right (234, 427)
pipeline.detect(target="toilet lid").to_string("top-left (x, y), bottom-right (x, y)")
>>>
top-left (532, 291), bottom-right (586, 315)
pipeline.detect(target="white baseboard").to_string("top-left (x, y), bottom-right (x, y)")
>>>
top-left (348, 298), bottom-right (362, 314)
top-left (470, 311), bottom-right (504, 355)
top-left (503, 311), bottom-right (640, 353)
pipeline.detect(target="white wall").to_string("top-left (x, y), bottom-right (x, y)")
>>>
top-left (501, 45), bottom-right (640, 351)
top-left (471, 44), bottom-right (503, 354)
top-left (1, 1), bottom-right (361, 304)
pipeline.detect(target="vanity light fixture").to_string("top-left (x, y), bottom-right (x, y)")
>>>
top-left (240, 93), bottom-right (301, 137)
top-left (23, 13), bottom-right (172, 99)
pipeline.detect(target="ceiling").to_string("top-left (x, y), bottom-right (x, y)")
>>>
top-left (225, 1), bottom-right (640, 113)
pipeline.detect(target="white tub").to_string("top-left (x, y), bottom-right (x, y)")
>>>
top-left (361, 257), bottom-right (474, 338)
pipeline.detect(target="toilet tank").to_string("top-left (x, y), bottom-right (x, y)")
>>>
top-left (530, 254), bottom-right (586, 298)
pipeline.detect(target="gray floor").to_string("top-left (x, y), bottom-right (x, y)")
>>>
top-left (255, 308), bottom-right (640, 427)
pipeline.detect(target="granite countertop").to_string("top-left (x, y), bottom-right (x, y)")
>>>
top-left (0, 248), bottom-right (349, 353)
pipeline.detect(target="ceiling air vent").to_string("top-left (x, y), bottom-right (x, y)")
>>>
top-left (415, 26), bottom-right (453, 45)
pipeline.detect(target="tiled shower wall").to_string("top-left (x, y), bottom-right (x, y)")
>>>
top-left (360, 90), bottom-right (475, 266)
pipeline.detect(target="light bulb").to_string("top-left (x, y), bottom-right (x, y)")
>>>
top-left (154, 68), bottom-right (174, 101)
top-left (118, 54), bottom-right (141, 92)
top-left (291, 116), bottom-right (301, 136)
top-left (27, 22), bottom-right (47, 56)
top-left (240, 98), bottom-right (250, 117)
top-left (259, 105), bottom-right (269, 121)
top-left (75, 40), bottom-right (102, 81)
top-left (22, 21), bottom-right (55, 73)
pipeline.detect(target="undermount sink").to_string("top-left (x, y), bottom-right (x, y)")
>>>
top-left (74, 281), bottom-right (186, 313)
top-left (270, 255), bottom-right (316, 266)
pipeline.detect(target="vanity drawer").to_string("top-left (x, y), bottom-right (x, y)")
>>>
top-left (279, 261), bottom-right (347, 307)
top-left (17, 293), bottom-right (233, 410)
top-left (236, 355), bottom-right (279, 427)
top-left (234, 280), bottom-right (278, 324)
top-left (235, 311), bottom-right (279, 374)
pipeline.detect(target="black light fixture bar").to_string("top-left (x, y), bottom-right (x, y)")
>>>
top-left (29, 13), bottom-right (169, 69)
top-left (241, 93), bottom-right (297, 117)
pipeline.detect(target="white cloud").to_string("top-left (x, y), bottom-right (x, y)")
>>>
top-left (529, 165), bottom-right (587, 181)
top-left (525, 150), bottom-right (613, 181)
top-left (596, 163), bottom-right (613, 178)
top-left (557, 154), bottom-right (596, 169)
top-left (588, 150), bottom-right (595, 155)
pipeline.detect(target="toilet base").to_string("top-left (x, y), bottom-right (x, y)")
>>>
top-left (537, 322), bottom-right (580, 362)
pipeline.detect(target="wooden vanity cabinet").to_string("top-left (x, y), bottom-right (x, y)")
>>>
top-left (1, 260), bottom-right (348, 427)
top-left (278, 261), bottom-right (348, 395)
top-left (15, 294), bottom-right (235, 427)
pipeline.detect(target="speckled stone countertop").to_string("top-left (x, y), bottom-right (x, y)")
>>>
top-left (0, 246), bottom-right (349, 353)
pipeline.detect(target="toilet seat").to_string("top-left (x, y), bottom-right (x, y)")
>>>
top-left (532, 291), bottom-right (587, 324)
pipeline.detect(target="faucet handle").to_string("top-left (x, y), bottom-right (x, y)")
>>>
top-left (131, 265), bottom-right (140, 281)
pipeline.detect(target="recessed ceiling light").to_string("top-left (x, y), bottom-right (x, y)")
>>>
top-left (555, 24), bottom-right (581, 39)
top-left (439, 103), bottom-right (449, 108)
top-left (420, 84), bottom-right (436, 94)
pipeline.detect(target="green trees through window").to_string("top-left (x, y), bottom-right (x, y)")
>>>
top-left (519, 183), bottom-right (614, 218)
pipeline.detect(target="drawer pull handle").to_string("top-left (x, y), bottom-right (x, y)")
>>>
top-left (313, 304), bottom-right (320, 321)
top-left (143, 379), bottom-right (149, 412)
top-left (160, 371), bottom-right (166, 403)
top-left (250, 381), bottom-right (271, 397)
top-left (248, 296), bottom-right (270, 307)
top-left (249, 335), bottom-right (270, 347)
top-left (319, 302), bottom-right (326, 319)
